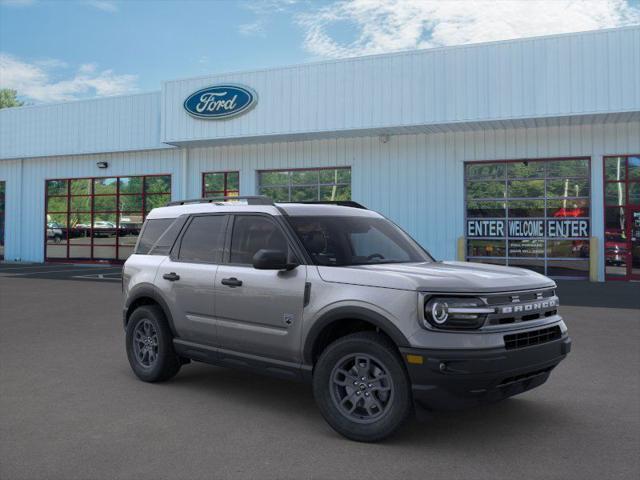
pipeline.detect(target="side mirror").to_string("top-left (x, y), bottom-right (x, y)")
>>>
top-left (252, 249), bottom-right (298, 271)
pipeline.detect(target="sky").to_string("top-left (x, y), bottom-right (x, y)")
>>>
top-left (1, 0), bottom-right (639, 104)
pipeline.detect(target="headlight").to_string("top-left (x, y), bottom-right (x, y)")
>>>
top-left (423, 297), bottom-right (494, 330)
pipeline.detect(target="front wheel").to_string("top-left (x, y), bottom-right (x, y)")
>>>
top-left (126, 305), bottom-right (181, 382)
top-left (313, 332), bottom-right (412, 442)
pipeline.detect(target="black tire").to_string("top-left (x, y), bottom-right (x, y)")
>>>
top-left (126, 305), bottom-right (181, 382)
top-left (313, 331), bottom-right (412, 442)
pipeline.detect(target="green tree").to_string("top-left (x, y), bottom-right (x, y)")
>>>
top-left (0, 89), bottom-right (24, 109)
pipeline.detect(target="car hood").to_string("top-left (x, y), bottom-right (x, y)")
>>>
top-left (317, 261), bottom-right (555, 293)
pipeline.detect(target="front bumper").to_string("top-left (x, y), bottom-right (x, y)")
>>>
top-left (400, 334), bottom-right (571, 411)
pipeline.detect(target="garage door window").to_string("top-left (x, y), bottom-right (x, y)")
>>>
top-left (465, 158), bottom-right (591, 278)
top-left (45, 174), bottom-right (171, 262)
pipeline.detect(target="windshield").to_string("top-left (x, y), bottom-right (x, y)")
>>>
top-left (287, 215), bottom-right (433, 266)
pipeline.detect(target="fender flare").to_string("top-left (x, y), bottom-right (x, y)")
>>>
top-left (124, 283), bottom-right (177, 336)
top-left (302, 306), bottom-right (410, 365)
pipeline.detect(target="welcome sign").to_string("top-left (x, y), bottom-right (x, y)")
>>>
top-left (467, 219), bottom-right (590, 238)
top-left (184, 84), bottom-right (257, 119)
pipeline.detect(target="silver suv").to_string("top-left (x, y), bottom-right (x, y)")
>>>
top-left (122, 196), bottom-right (571, 442)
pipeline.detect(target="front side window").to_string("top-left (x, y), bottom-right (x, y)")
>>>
top-left (288, 216), bottom-right (431, 266)
top-left (258, 167), bottom-right (351, 202)
top-left (229, 216), bottom-right (289, 264)
top-left (178, 215), bottom-right (227, 263)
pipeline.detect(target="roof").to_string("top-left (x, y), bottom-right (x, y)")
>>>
top-left (145, 201), bottom-right (381, 220)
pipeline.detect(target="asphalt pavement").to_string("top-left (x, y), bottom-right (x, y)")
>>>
top-left (0, 265), bottom-right (638, 480)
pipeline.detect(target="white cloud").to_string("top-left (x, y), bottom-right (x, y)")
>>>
top-left (297, 0), bottom-right (640, 59)
top-left (83, 0), bottom-right (118, 13)
top-left (238, 19), bottom-right (266, 36)
top-left (0, 53), bottom-right (138, 103)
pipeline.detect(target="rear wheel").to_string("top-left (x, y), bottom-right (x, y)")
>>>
top-left (126, 305), bottom-right (181, 382)
top-left (313, 331), bottom-right (412, 442)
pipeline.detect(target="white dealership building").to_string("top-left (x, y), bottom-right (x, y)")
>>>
top-left (1, 26), bottom-right (639, 281)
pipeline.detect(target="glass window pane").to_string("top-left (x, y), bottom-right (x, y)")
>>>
top-left (119, 195), bottom-right (143, 212)
top-left (69, 179), bottom-right (91, 195)
top-left (508, 240), bottom-right (545, 257)
top-left (204, 173), bottom-right (225, 192)
top-left (630, 183), bottom-right (640, 205)
top-left (547, 240), bottom-right (589, 258)
top-left (547, 199), bottom-right (589, 218)
top-left (605, 183), bottom-right (625, 205)
top-left (320, 168), bottom-right (351, 184)
top-left (47, 180), bottom-right (68, 196)
top-left (259, 171), bottom-right (289, 186)
top-left (547, 260), bottom-right (588, 278)
top-left (467, 258), bottom-right (507, 266)
top-left (119, 177), bottom-right (143, 194)
top-left (118, 214), bottom-right (143, 242)
top-left (466, 181), bottom-right (506, 199)
top-left (629, 156), bottom-right (640, 180)
top-left (507, 161), bottom-right (545, 179)
top-left (604, 157), bottom-right (626, 181)
top-left (93, 213), bottom-right (117, 226)
top-left (46, 244), bottom-right (68, 258)
top-left (176, 215), bottom-right (227, 263)
top-left (68, 245), bottom-right (92, 259)
top-left (507, 180), bottom-right (545, 198)
top-left (46, 214), bottom-right (68, 228)
top-left (465, 163), bottom-right (505, 180)
top-left (508, 258), bottom-right (545, 274)
top-left (144, 176), bottom-right (171, 194)
top-left (290, 186), bottom-right (318, 202)
top-left (291, 170), bottom-right (319, 185)
top-left (320, 185), bottom-right (351, 201)
top-left (547, 159), bottom-right (589, 178)
top-left (94, 178), bottom-right (117, 194)
top-left (145, 194), bottom-right (171, 213)
top-left (260, 186), bottom-right (289, 202)
top-left (546, 179), bottom-right (590, 198)
top-left (70, 196), bottom-right (91, 212)
top-left (93, 246), bottom-right (116, 260)
top-left (46, 225), bottom-right (67, 244)
top-left (227, 172), bottom-right (240, 191)
top-left (466, 201), bottom-right (506, 218)
top-left (230, 216), bottom-right (288, 264)
top-left (118, 245), bottom-right (135, 261)
top-left (136, 218), bottom-right (174, 254)
top-left (605, 207), bottom-right (626, 233)
top-left (94, 195), bottom-right (117, 212)
top-left (47, 196), bottom-right (68, 213)
top-left (467, 240), bottom-right (506, 257)
top-left (508, 200), bottom-right (545, 218)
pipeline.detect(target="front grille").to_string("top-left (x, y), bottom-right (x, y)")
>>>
top-left (504, 326), bottom-right (562, 350)
top-left (484, 288), bottom-right (558, 326)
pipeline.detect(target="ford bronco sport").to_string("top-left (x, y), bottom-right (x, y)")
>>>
top-left (122, 196), bottom-right (571, 442)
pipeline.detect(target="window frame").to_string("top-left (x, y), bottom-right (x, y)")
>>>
top-left (201, 171), bottom-right (240, 198)
top-left (463, 157), bottom-right (592, 279)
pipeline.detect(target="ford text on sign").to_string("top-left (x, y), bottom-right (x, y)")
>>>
top-left (467, 219), bottom-right (589, 238)
top-left (184, 84), bottom-right (257, 119)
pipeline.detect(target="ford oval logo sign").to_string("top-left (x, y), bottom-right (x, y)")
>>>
top-left (183, 84), bottom-right (257, 119)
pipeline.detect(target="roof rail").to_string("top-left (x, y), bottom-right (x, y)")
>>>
top-left (284, 200), bottom-right (368, 209)
top-left (166, 195), bottom-right (275, 207)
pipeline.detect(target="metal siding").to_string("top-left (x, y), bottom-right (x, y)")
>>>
top-left (0, 92), bottom-right (168, 160)
top-left (162, 27), bottom-right (640, 145)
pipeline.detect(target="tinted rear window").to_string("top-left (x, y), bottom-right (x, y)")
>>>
top-left (136, 218), bottom-right (174, 254)
top-left (178, 215), bottom-right (227, 263)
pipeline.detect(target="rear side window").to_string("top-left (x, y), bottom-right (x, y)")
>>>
top-left (136, 218), bottom-right (174, 254)
top-left (178, 215), bottom-right (227, 263)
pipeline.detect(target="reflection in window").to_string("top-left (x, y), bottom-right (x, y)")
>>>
top-left (45, 175), bottom-right (171, 262)
top-left (465, 158), bottom-right (590, 278)
top-left (203, 171), bottom-right (239, 198)
top-left (258, 168), bottom-right (351, 202)
top-left (0, 181), bottom-right (4, 260)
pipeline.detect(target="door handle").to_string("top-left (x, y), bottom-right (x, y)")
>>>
top-left (162, 272), bottom-right (180, 282)
top-left (221, 277), bottom-right (243, 287)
